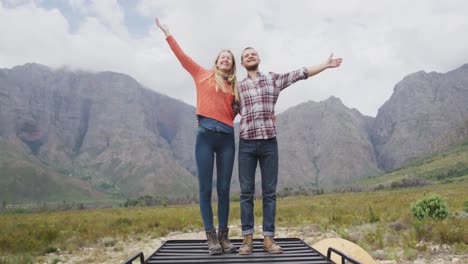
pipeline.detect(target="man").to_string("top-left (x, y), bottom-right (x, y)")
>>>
top-left (237, 47), bottom-right (343, 255)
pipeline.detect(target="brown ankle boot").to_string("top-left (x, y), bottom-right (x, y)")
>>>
top-left (218, 228), bottom-right (237, 253)
top-left (263, 236), bottom-right (283, 254)
top-left (206, 229), bottom-right (222, 255)
top-left (238, 234), bottom-right (253, 255)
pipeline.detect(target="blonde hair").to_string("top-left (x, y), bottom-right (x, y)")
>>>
top-left (212, 50), bottom-right (239, 102)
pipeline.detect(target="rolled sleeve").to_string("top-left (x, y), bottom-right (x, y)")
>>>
top-left (301, 67), bottom-right (309, 80)
top-left (274, 68), bottom-right (309, 91)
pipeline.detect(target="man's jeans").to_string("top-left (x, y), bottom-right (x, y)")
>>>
top-left (195, 126), bottom-right (235, 231)
top-left (238, 137), bottom-right (278, 237)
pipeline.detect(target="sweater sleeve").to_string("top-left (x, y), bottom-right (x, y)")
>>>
top-left (166, 35), bottom-right (202, 79)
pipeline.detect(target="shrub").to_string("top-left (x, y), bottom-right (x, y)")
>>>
top-left (0, 255), bottom-right (34, 264)
top-left (388, 220), bottom-right (406, 231)
top-left (412, 220), bottom-right (433, 241)
top-left (410, 195), bottom-right (448, 221)
top-left (230, 194), bottom-right (240, 202)
top-left (368, 205), bottom-right (379, 223)
top-left (101, 237), bottom-right (115, 247)
top-left (364, 226), bottom-right (384, 249)
top-left (390, 177), bottom-right (431, 189)
top-left (433, 218), bottom-right (466, 244)
top-left (50, 257), bottom-right (62, 264)
top-left (44, 245), bottom-right (58, 254)
top-left (112, 217), bottom-right (132, 227)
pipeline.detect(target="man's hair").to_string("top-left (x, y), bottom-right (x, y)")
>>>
top-left (241, 47), bottom-right (256, 63)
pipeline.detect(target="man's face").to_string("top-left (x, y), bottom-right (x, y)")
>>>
top-left (241, 48), bottom-right (260, 71)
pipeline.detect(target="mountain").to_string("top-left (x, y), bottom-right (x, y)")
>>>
top-left (371, 64), bottom-right (468, 171)
top-left (356, 137), bottom-right (468, 190)
top-left (430, 120), bottom-right (468, 153)
top-left (275, 97), bottom-right (380, 188)
top-left (0, 63), bottom-right (467, 202)
top-left (0, 63), bottom-right (198, 202)
top-left (0, 140), bottom-right (108, 202)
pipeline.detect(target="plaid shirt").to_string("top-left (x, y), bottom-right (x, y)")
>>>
top-left (238, 68), bottom-right (309, 139)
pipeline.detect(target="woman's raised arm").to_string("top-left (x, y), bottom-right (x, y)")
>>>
top-left (155, 18), bottom-right (202, 78)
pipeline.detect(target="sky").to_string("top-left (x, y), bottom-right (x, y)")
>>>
top-left (1, 0), bottom-right (467, 117)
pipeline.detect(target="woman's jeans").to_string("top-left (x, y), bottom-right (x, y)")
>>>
top-left (195, 126), bottom-right (235, 231)
top-left (238, 137), bottom-right (278, 237)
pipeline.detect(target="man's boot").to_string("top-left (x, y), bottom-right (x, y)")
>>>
top-left (218, 228), bottom-right (237, 253)
top-left (238, 234), bottom-right (253, 255)
top-left (263, 236), bottom-right (283, 254)
top-left (205, 229), bottom-right (222, 255)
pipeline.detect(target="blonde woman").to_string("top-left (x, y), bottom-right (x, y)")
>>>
top-left (155, 18), bottom-right (238, 255)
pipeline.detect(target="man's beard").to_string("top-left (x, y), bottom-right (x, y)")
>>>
top-left (244, 63), bottom-right (259, 71)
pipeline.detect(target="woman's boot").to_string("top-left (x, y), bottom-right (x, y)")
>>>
top-left (206, 229), bottom-right (222, 255)
top-left (218, 228), bottom-right (237, 253)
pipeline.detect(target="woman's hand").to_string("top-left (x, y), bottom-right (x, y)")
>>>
top-left (155, 18), bottom-right (170, 37)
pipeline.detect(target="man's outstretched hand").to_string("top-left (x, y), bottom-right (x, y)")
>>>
top-left (327, 53), bottom-right (343, 68)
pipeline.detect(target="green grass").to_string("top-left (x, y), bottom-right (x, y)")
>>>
top-left (0, 140), bottom-right (110, 203)
top-left (1, 138), bottom-right (467, 262)
top-left (0, 204), bottom-right (202, 256)
top-left (0, 181), bottom-right (466, 262)
top-left (358, 140), bottom-right (468, 189)
top-left (0, 166), bottom-right (110, 203)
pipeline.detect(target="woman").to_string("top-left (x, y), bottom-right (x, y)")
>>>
top-left (155, 18), bottom-right (238, 255)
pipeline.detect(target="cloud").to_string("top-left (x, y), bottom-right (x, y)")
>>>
top-left (0, 2), bottom-right (71, 66)
top-left (1, 0), bottom-right (468, 116)
top-left (69, 0), bottom-right (127, 36)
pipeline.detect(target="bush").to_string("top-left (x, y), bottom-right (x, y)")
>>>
top-left (390, 177), bottom-right (431, 189)
top-left (112, 217), bottom-right (132, 227)
top-left (0, 255), bottom-right (34, 264)
top-left (410, 195), bottom-right (448, 221)
top-left (368, 205), bottom-right (379, 223)
top-left (101, 237), bottom-right (116, 247)
top-left (433, 219), bottom-right (465, 244)
top-left (230, 194), bottom-right (240, 202)
top-left (44, 245), bottom-right (58, 254)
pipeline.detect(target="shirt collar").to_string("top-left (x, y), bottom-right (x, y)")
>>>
top-left (246, 71), bottom-right (264, 80)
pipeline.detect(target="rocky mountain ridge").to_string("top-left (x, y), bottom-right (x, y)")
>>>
top-left (0, 63), bottom-right (467, 201)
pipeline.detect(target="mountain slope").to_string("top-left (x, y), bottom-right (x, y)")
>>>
top-left (0, 63), bottom-right (198, 200)
top-left (0, 141), bottom-right (108, 202)
top-left (357, 137), bottom-right (468, 190)
top-left (1, 63), bottom-right (467, 202)
top-left (371, 64), bottom-right (468, 171)
top-left (275, 97), bottom-right (381, 188)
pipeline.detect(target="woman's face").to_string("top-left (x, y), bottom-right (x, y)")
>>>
top-left (216, 51), bottom-right (234, 73)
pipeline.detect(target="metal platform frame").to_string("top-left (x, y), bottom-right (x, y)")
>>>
top-left (123, 238), bottom-right (361, 264)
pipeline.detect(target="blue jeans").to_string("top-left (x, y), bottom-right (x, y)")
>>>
top-left (195, 126), bottom-right (235, 231)
top-left (238, 137), bottom-right (278, 237)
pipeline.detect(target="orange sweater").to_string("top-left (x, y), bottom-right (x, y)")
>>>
top-left (166, 35), bottom-right (235, 127)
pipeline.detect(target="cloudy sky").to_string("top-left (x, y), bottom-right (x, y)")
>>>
top-left (1, 0), bottom-right (467, 117)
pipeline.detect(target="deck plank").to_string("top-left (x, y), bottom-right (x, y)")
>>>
top-left (144, 238), bottom-right (334, 264)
